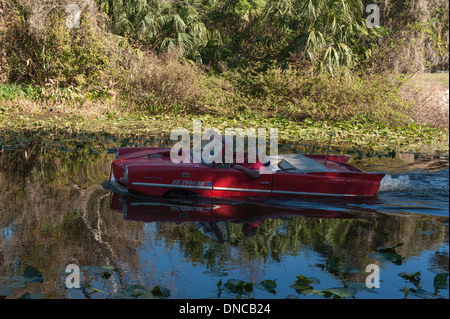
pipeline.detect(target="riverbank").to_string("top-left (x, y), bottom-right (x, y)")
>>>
top-left (0, 98), bottom-right (448, 157)
top-left (1, 71), bottom-right (449, 157)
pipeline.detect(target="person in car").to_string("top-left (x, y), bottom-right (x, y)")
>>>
top-left (232, 151), bottom-right (271, 179)
top-left (232, 161), bottom-right (265, 179)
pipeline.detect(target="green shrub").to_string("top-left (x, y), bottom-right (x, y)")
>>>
top-left (0, 2), bottom-right (126, 92)
top-left (0, 83), bottom-right (41, 100)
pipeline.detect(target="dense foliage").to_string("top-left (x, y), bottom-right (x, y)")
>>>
top-left (0, 0), bottom-right (448, 126)
top-left (92, 0), bottom-right (448, 73)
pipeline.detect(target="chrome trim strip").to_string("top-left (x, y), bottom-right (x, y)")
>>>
top-left (131, 182), bottom-right (364, 196)
top-left (213, 187), bottom-right (271, 193)
top-left (272, 190), bottom-right (363, 197)
top-left (132, 182), bottom-right (270, 193)
top-left (132, 182), bottom-right (212, 190)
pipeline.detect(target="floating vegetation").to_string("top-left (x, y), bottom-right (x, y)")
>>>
top-left (0, 110), bottom-right (448, 159)
top-left (373, 243), bottom-right (406, 265)
top-left (400, 271), bottom-right (449, 299)
top-left (215, 279), bottom-right (278, 298)
top-left (434, 273), bottom-right (449, 290)
top-left (109, 285), bottom-right (172, 299)
top-left (289, 275), bottom-right (320, 295)
top-left (399, 271), bottom-right (422, 288)
top-left (0, 266), bottom-right (44, 299)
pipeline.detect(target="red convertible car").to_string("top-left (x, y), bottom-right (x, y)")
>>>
top-left (107, 143), bottom-right (385, 198)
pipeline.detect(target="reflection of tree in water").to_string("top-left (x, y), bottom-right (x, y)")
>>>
top-left (193, 221), bottom-right (230, 243)
top-left (0, 144), bottom-right (146, 297)
top-left (430, 223), bottom-right (449, 273)
top-left (429, 251), bottom-right (449, 273)
top-left (156, 211), bottom-right (448, 274)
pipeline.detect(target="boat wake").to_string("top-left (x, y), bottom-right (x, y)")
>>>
top-left (378, 175), bottom-right (411, 193)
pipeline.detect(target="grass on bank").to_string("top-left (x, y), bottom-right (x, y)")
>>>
top-left (0, 92), bottom-right (448, 156)
top-left (0, 68), bottom-right (448, 157)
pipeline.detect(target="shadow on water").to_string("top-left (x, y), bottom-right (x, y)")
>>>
top-left (0, 130), bottom-right (448, 299)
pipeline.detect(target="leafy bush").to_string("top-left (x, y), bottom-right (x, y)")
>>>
top-left (0, 1), bottom-right (126, 92)
top-left (0, 83), bottom-right (41, 100)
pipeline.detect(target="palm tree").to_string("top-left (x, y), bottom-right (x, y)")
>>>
top-left (263, 0), bottom-right (372, 72)
top-left (95, 0), bottom-right (222, 64)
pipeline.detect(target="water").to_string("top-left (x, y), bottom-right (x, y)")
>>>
top-left (0, 133), bottom-right (448, 300)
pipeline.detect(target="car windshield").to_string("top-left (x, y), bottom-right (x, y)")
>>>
top-left (190, 131), bottom-right (260, 168)
top-left (190, 134), bottom-right (226, 167)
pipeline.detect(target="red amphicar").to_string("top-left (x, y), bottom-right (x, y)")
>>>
top-left (107, 142), bottom-right (384, 199)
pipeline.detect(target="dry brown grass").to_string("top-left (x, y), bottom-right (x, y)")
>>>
top-left (402, 73), bottom-right (449, 128)
top-left (0, 0), bottom-right (7, 83)
top-left (125, 50), bottom-right (206, 113)
top-left (2, 96), bottom-right (128, 121)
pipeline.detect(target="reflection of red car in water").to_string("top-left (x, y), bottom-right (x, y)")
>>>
top-left (110, 192), bottom-right (355, 222)
top-left (109, 192), bottom-right (354, 243)
top-left (108, 144), bottom-right (385, 199)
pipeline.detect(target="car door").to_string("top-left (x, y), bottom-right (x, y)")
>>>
top-left (212, 164), bottom-right (272, 197)
top-left (165, 163), bottom-right (214, 197)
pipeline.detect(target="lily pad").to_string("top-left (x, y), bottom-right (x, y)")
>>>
top-left (322, 287), bottom-right (357, 299)
top-left (19, 292), bottom-right (45, 299)
top-left (23, 266), bottom-right (43, 282)
top-left (376, 243), bottom-right (405, 265)
top-left (5, 266), bottom-right (43, 287)
top-left (122, 285), bottom-right (148, 298)
top-left (290, 275), bottom-right (319, 294)
top-left (406, 288), bottom-right (445, 299)
top-left (223, 279), bottom-right (253, 295)
top-left (151, 285), bottom-right (171, 298)
top-left (324, 256), bottom-right (343, 274)
top-left (399, 272), bottom-right (421, 287)
top-left (433, 273), bottom-right (449, 290)
top-left (378, 243), bottom-right (404, 254)
top-left (256, 279), bottom-right (277, 293)
top-left (0, 266), bottom-right (44, 296)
